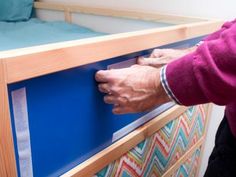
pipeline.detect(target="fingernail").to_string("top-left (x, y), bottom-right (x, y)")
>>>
top-left (137, 58), bottom-right (145, 64)
top-left (112, 109), bottom-right (119, 114)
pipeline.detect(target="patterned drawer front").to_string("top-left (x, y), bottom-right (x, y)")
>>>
top-left (96, 105), bottom-right (206, 177)
top-left (171, 148), bottom-right (201, 177)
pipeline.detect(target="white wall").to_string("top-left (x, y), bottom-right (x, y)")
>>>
top-left (199, 105), bottom-right (224, 177)
top-left (39, 0), bottom-right (236, 34)
top-left (37, 9), bottom-right (171, 33)
top-left (42, 0), bottom-right (236, 20)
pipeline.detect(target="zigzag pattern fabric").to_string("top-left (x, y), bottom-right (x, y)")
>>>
top-left (96, 106), bottom-right (206, 177)
top-left (171, 148), bottom-right (201, 177)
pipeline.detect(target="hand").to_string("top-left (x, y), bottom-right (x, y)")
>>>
top-left (95, 65), bottom-right (170, 114)
top-left (138, 47), bottom-right (196, 68)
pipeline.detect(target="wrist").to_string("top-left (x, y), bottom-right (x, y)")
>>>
top-left (159, 66), bottom-right (181, 104)
top-left (184, 46), bottom-right (197, 53)
top-left (155, 68), bottom-right (171, 104)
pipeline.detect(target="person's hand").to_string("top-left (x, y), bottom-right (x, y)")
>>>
top-left (95, 65), bottom-right (170, 114)
top-left (138, 47), bottom-right (196, 68)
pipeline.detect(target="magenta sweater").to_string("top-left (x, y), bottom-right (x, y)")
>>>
top-left (162, 19), bottom-right (236, 137)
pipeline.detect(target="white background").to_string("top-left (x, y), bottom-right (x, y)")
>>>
top-left (41, 0), bottom-right (236, 20)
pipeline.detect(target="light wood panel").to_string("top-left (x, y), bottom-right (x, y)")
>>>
top-left (195, 104), bottom-right (213, 177)
top-left (64, 9), bottom-right (72, 23)
top-left (61, 105), bottom-right (187, 177)
top-left (2, 20), bottom-right (223, 84)
top-left (34, 1), bottom-right (208, 25)
top-left (0, 60), bottom-right (17, 177)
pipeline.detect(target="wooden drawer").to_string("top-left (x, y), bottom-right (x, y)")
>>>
top-left (95, 105), bottom-right (208, 177)
top-left (170, 148), bottom-right (201, 177)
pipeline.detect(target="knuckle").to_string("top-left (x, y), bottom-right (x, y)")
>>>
top-left (104, 95), bottom-right (111, 103)
top-left (153, 49), bottom-right (161, 53)
top-left (104, 95), bottom-right (112, 101)
top-left (118, 97), bottom-right (128, 105)
top-left (96, 70), bottom-right (104, 78)
top-left (95, 73), bottom-right (101, 81)
top-left (113, 108), bottom-right (122, 114)
top-left (99, 84), bottom-right (108, 91)
top-left (111, 86), bottom-right (121, 95)
top-left (98, 84), bottom-right (103, 89)
top-left (103, 96), bottom-right (108, 102)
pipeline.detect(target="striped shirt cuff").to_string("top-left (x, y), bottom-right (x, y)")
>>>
top-left (160, 66), bottom-right (181, 105)
top-left (196, 41), bottom-right (204, 47)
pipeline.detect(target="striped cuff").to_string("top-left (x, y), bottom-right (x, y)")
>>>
top-left (196, 41), bottom-right (204, 47)
top-left (160, 66), bottom-right (181, 104)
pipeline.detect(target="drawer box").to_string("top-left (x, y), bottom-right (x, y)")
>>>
top-left (95, 106), bottom-right (206, 177)
top-left (7, 38), bottom-right (203, 177)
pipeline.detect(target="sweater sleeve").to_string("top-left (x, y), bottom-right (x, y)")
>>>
top-left (163, 20), bottom-right (236, 106)
top-left (203, 19), bottom-right (236, 41)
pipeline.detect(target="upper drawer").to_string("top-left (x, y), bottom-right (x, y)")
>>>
top-left (8, 37), bottom-right (202, 177)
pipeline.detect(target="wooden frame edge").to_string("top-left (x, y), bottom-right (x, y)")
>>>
top-left (195, 103), bottom-right (213, 177)
top-left (34, 1), bottom-right (209, 24)
top-left (3, 20), bottom-right (223, 84)
top-left (0, 60), bottom-right (17, 177)
top-left (61, 105), bottom-right (187, 177)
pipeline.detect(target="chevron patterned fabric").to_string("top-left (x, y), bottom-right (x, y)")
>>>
top-left (96, 106), bottom-right (206, 177)
top-left (171, 148), bottom-right (201, 177)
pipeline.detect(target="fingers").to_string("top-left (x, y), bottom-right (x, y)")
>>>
top-left (95, 70), bottom-right (112, 82)
top-left (112, 106), bottom-right (132, 114)
top-left (137, 56), bottom-right (146, 65)
top-left (130, 64), bottom-right (140, 68)
top-left (137, 57), bottom-right (156, 66)
top-left (104, 95), bottom-right (115, 104)
top-left (103, 95), bottom-right (131, 114)
top-left (137, 57), bottom-right (167, 67)
top-left (98, 83), bottom-right (121, 96)
top-left (98, 83), bottom-right (111, 94)
top-left (112, 106), bottom-right (125, 114)
top-left (104, 95), bottom-right (128, 105)
top-left (150, 49), bottom-right (163, 58)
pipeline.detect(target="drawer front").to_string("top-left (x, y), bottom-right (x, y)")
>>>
top-left (170, 148), bottom-right (201, 177)
top-left (8, 37), bottom-right (203, 177)
top-left (96, 105), bottom-right (206, 177)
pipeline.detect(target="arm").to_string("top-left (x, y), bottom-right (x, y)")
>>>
top-left (203, 19), bottom-right (236, 41)
top-left (138, 19), bottom-right (236, 68)
top-left (163, 20), bottom-right (236, 106)
top-left (138, 47), bottom-right (197, 68)
top-left (95, 20), bottom-right (236, 114)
